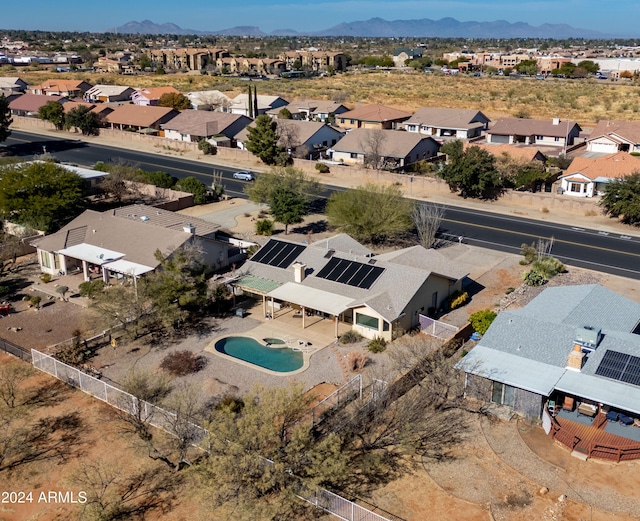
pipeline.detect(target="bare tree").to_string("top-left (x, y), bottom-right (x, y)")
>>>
top-left (0, 361), bottom-right (33, 408)
top-left (362, 129), bottom-right (386, 170)
top-left (276, 119), bottom-right (300, 153)
top-left (412, 203), bottom-right (446, 249)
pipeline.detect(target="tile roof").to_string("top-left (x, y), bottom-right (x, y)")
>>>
top-left (8, 93), bottom-right (66, 111)
top-left (338, 103), bottom-right (412, 123)
top-left (33, 79), bottom-right (91, 92)
top-left (489, 117), bottom-right (580, 138)
top-left (465, 143), bottom-right (546, 162)
top-left (134, 86), bottom-right (180, 101)
top-left (332, 128), bottom-right (437, 158)
top-left (588, 119), bottom-right (640, 145)
top-left (405, 107), bottom-right (489, 129)
top-left (161, 110), bottom-right (249, 137)
top-left (104, 104), bottom-right (179, 127)
top-left (562, 152), bottom-right (640, 181)
top-left (62, 101), bottom-right (95, 113)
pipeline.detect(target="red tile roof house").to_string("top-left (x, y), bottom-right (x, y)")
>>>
top-left (30, 79), bottom-right (93, 98)
top-left (331, 128), bottom-right (440, 169)
top-left (585, 120), bottom-right (640, 155)
top-left (337, 104), bottom-right (412, 130)
top-left (8, 93), bottom-right (69, 117)
top-left (162, 110), bottom-right (252, 147)
top-left (558, 152), bottom-right (640, 197)
top-left (131, 86), bottom-right (181, 106)
top-left (103, 105), bottom-right (180, 134)
top-left (487, 117), bottom-right (581, 150)
top-left (32, 204), bottom-right (234, 282)
top-left (403, 108), bottom-right (491, 139)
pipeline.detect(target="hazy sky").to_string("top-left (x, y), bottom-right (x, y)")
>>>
top-left (1, 0), bottom-right (638, 36)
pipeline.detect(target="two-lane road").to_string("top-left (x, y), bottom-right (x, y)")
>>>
top-left (4, 130), bottom-right (640, 279)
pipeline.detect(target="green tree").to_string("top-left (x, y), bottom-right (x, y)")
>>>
top-left (515, 59), bottom-right (538, 76)
top-left (278, 107), bottom-right (293, 119)
top-left (326, 183), bottom-right (414, 243)
top-left (439, 140), bottom-right (503, 199)
top-left (245, 115), bottom-right (284, 165)
top-left (469, 309), bottom-right (497, 335)
top-left (157, 92), bottom-right (192, 110)
top-left (599, 172), bottom-right (640, 225)
top-left (142, 170), bottom-right (176, 188)
top-left (175, 176), bottom-right (207, 204)
top-left (38, 100), bottom-right (65, 130)
top-left (577, 60), bottom-right (599, 74)
top-left (0, 161), bottom-right (85, 231)
top-left (65, 105), bottom-right (101, 135)
top-left (245, 166), bottom-right (320, 234)
top-left (0, 94), bottom-right (12, 143)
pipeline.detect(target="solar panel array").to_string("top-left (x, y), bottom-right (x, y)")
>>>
top-left (251, 239), bottom-right (305, 269)
top-left (316, 257), bottom-right (384, 290)
top-left (595, 350), bottom-right (640, 386)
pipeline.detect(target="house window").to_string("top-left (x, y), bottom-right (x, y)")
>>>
top-left (570, 183), bottom-right (582, 193)
top-left (554, 137), bottom-right (560, 142)
top-left (356, 312), bottom-right (379, 330)
top-left (383, 321), bottom-right (390, 332)
top-left (408, 125), bottom-right (416, 131)
top-left (535, 135), bottom-right (544, 140)
top-left (350, 152), bottom-right (358, 159)
top-left (350, 119), bottom-right (355, 125)
top-left (492, 382), bottom-right (515, 407)
top-left (40, 251), bottom-right (51, 269)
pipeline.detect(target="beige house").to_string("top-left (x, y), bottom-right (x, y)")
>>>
top-left (233, 235), bottom-right (467, 341)
top-left (337, 104), bottom-right (412, 130)
top-left (404, 108), bottom-right (490, 139)
top-left (586, 120), bottom-right (640, 155)
top-left (487, 117), bottom-right (581, 148)
top-left (32, 204), bottom-right (233, 282)
top-left (103, 105), bottom-right (179, 133)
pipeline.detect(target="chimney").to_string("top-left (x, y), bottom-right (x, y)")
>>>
top-left (552, 117), bottom-right (560, 125)
top-left (292, 262), bottom-right (306, 283)
top-left (183, 223), bottom-right (196, 235)
top-left (566, 344), bottom-right (586, 371)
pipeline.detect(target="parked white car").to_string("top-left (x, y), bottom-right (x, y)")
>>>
top-left (232, 171), bottom-right (255, 181)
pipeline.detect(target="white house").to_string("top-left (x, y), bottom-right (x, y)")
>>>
top-left (559, 152), bottom-right (640, 197)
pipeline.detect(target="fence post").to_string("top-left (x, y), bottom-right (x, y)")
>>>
top-left (351, 500), bottom-right (355, 521)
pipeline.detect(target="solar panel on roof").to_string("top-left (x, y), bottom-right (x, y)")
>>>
top-left (316, 256), bottom-right (384, 289)
top-left (595, 350), bottom-right (640, 387)
top-left (251, 239), bottom-right (305, 269)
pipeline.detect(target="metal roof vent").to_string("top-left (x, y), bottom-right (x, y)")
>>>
top-left (140, 215), bottom-right (149, 222)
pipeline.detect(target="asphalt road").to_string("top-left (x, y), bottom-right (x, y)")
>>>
top-left (4, 129), bottom-right (640, 279)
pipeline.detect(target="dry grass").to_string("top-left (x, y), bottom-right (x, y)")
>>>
top-left (11, 68), bottom-right (640, 125)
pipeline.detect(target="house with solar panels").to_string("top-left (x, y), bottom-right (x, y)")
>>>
top-left (232, 234), bottom-right (468, 341)
top-left (457, 284), bottom-right (640, 461)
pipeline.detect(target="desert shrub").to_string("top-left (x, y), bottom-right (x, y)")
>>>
top-left (315, 162), bottom-right (330, 173)
top-left (55, 336), bottom-right (86, 366)
top-left (346, 351), bottom-right (370, 372)
top-left (469, 309), bottom-right (497, 335)
top-left (519, 242), bottom-right (536, 264)
top-left (523, 269), bottom-right (548, 286)
top-left (255, 219), bottom-right (274, 236)
top-left (368, 336), bottom-right (387, 353)
top-left (160, 350), bottom-right (207, 376)
top-left (55, 285), bottom-right (69, 301)
top-left (531, 256), bottom-right (565, 278)
top-left (447, 290), bottom-right (469, 310)
top-left (339, 330), bottom-right (362, 344)
top-left (198, 139), bottom-right (217, 155)
top-left (29, 295), bottom-right (42, 309)
top-left (215, 395), bottom-right (244, 413)
top-left (40, 273), bottom-right (52, 283)
top-left (79, 280), bottom-right (105, 299)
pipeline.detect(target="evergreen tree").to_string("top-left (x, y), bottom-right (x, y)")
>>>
top-left (38, 100), bottom-right (65, 130)
top-left (600, 172), bottom-right (640, 225)
top-left (245, 114), bottom-right (282, 164)
top-left (247, 85), bottom-right (254, 118)
top-left (0, 94), bottom-right (12, 143)
top-left (253, 83), bottom-right (258, 116)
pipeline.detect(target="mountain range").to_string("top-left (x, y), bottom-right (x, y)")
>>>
top-left (110, 17), bottom-right (611, 39)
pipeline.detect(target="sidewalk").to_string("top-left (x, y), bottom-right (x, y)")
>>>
top-left (12, 121), bottom-right (640, 239)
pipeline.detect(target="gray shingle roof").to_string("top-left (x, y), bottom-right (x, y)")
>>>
top-left (489, 117), bottom-right (580, 138)
top-left (404, 107), bottom-right (489, 130)
top-left (332, 128), bottom-right (438, 158)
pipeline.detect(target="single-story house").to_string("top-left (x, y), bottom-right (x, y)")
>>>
top-left (229, 93), bottom-right (289, 117)
top-left (392, 48), bottom-right (423, 67)
top-left (0, 76), bottom-right (27, 94)
top-left (62, 101), bottom-right (96, 114)
top-left (132, 86), bottom-right (181, 106)
top-left (32, 204), bottom-right (233, 282)
top-left (465, 143), bottom-right (547, 164)
top-left (331, 128), bottom-right (440, 169)
top-left (162, 111), bottom-right (252, 146)
top-left (232, 235), bottom-right (468, 340)
top-left (30, 79), bottom-right (92, 98)
top-left (337, 104), bottom-right (412, 130)
top-left (404, 108), bottom-right (491, 139)
top-left (236, 119), bottom-right (344, 158)
top-left (186, 90), bottom-right (232, 111)
top-left (103, 105), bottom-right (180, 133)
top-left (266, 99), bottom-right (350, 122)
top-left (586, 120), bottom-right (640, 155)
top-left (558, 152), bottom-right (640, 197)
top-left (84, 84), bottom-right (136, 103)
top-left (457, 284), bottom-right (640, 461)
top-left (8, 93), bottom-right (68, 117)
top-left (487, 117), bottom-right (581, 148)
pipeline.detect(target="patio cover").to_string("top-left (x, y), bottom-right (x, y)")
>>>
top-left (555, 371), bottom-right (640, 416)
top-left (267, 282), bottom-right (354, 316)
top-left (456, 345), bottom-right (566, 396)
top-left (104, 259), bottom-right (154, 277)
top-left (58, 244), bottom-right (124, 265)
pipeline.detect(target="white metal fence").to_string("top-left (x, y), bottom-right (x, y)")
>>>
top-left (418, 314), bottom-right (459, 340)
top-left (30, 349), bottom-right (393, 521)
top-left (306, 374), bottom-right (362, 426)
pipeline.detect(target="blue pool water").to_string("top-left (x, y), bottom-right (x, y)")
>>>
top-left (214, 336), bottom-right (303, 372)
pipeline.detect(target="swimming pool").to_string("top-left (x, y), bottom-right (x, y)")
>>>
top-left (214, 336), bottom-right (303, 373)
